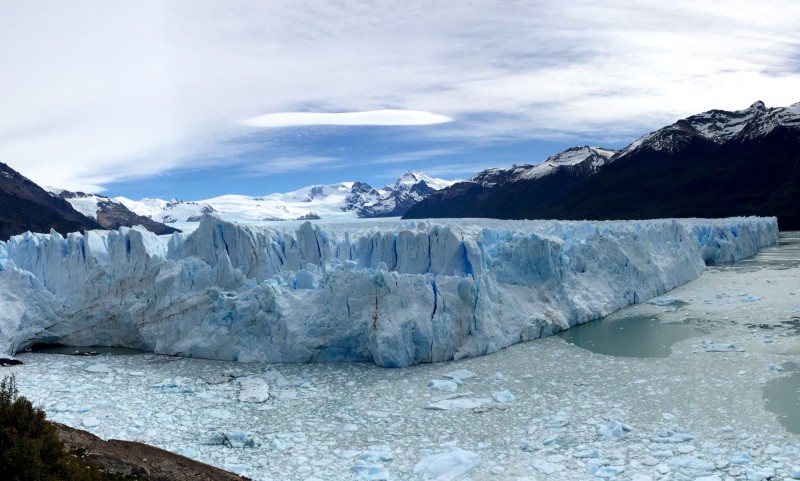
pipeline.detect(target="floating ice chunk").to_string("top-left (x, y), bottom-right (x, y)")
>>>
top-left (444, 369), bottom-right (476, 381)
top-left (51, 403), bottom-right (71, 413)
top-left (767, 364), bottom-right (783, 372)
top-left (532, 460), bottom-right (564, 475)
top-left (203, 408), bottom-right (232, 420)
top-left (694, 476), bottom-right (722, 481)
top-left (81, 417), bottom-right (100, 427)
top-left (490, 372), bottom-right (504, 380)
top-left (425, 398), bottom-right (491, 410)
top-left (236, 376), bottom-right (270, 403)
top-left (351, 462), bottom-right (390, 480)
top-left (744, 467), bottom-right (771, 481)
top-left (178, 448), bottom-right (198, 458)
top-left (719, 425), bottom-right (735, 433)
top-left (270, 438), bottom-right (294, 451)
top-left (590, 465), bottom-right (625, 478)
top-left (763, 444), bottom-right (782, 455)
top-left (662, 412), bottom-right (676, 421)
top-left (647, 296), bottom-right (681, 306)
top-left (413, 448), bottom-right (480, 481)
top-left (491, 389), bottom-right (514, 403)
top-left (738, 294), bottom-right (761, 303)
top-left (702, 341), bottom-right (740, 352)
top-left (652, 428), bottom-right (694, 443)
top-left (731, 452), bottom-right (753, 464)
top-left (428, 380), bottom-right (458, 392)
top-left (77, 405), bottom-right (92, 413)
top-left (85, 363), bottom-right (112, 373)
top-left (597, 419), bottom-right (631, 438)
top-left (574, 449), bottom-right (601, 459)
top-left (667, 456), bottom-right (715, 471)
top-left (361, 446), bottom-right (393, 462)
top-left (200, 432), bottom-right (259, 448)
top-left (790, 465), bottom-right (800, 479)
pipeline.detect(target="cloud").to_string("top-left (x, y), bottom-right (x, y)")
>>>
top-left (1, 0), bottom-right (799, 191)
top-left (241, 110), bottom-right (453, 128)
top-left (246, 156), bottom-right (341, 175)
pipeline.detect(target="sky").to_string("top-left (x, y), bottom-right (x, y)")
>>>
top-left (1, 1), bottom-right (799, 200)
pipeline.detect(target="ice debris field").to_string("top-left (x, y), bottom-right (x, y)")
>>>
top-left (0, 215), bottom-right (778, 367)
top-left (5, 230), bottom-right (800, 481)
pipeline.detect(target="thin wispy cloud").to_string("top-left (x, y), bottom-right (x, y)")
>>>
top-left (241, 110), bottom-right (453, 128)
top-left (0, 0), bottom-right (798, 194)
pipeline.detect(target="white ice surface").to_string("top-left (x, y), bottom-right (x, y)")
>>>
top-left (0, 216), bottom-right (778, 367)
top-left (5, 233), bottom-right (800, 480)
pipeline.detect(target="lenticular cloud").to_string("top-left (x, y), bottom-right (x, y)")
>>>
top-left (240, 109), bottom-right (453, 128)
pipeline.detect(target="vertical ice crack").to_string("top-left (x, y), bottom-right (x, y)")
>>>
top-left (430, 278), bottom-right (438, 320)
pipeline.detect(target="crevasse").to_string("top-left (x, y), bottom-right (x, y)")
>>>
top-left (0, 216), bottom-right (778, 367)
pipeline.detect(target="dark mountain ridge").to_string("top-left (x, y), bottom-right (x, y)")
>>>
top-left (404, 101), bottom-right (800, 229)
top-left (0, 162), bottom-right (102, 241)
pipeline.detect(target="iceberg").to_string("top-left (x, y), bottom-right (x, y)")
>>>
top-left (0, 215), bottom-right (778, 367)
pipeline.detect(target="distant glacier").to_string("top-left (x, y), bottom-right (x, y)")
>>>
top-left (0, 216), bottom-right (778, 367)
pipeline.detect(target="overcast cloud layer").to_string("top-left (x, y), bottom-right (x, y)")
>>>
top-left (1, 0), bottom-right (799, 193)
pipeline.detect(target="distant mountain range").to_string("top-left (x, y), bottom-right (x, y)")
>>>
top-left (51, 189), bottom-right (179, 235)
top-left (405, 101), bottom-right (800, 229)
top-left (114, 171), bottom-right (456, 224)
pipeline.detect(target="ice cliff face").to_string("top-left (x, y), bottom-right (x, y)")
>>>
top-left (0, 216), bottom-right (778, 367)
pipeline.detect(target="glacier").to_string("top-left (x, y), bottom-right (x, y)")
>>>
top-left (0, 215), bottom-right (778, 367)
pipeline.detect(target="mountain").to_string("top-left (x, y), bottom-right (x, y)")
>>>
top-left (404, 101), bottom-right (800, 229)
top-left (403, 146), bottom-right (616, 219)
top-left (0, 162), bottom-right (102, 240)
top-left (357, 171), bottom-right (457, 217)
top-left (52, 190), bottom-right (180, 235)
top-left (117, 172), bottom-right (455, 224)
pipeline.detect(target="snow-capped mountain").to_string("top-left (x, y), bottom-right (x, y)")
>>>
top-left (469, 146), bottom-right (616, 187)
top-left (619, 100), bottom-right (800, 156)
top-left (0, 162), bottom-right (102, 240)
top-left (405, 101), bottom-right (800, 229)
top-left (52, 189), bottom-right (179, 235)
top-left (404, 146), bottom-right (617, 219)
top-left (357, 171), bottom-right (457, 217)
top-left (117, 172), bottom-right (455, 224)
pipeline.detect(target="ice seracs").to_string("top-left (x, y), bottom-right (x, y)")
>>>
top-left (0, 215), bottom-right (778, 367)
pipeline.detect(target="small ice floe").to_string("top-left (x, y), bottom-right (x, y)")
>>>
top-left (201, 431), bottom-right (258, 448)
top-left (730, 452), bottom-right (753, 464)
top-left (81, 417), bottom-right (100, 427)
top-left (490, 372), bottom-right (504, 381)
top-left (443, 369), bottom-right (476, 381)
top-left (270, 438), bottom-right (294, 451)
top-left (596, 419), bottom-right (632, 438)
top-left (694, 476), bottom-right (722, 481)
top-left (351, 462), bottom-right (390, 480)
top-left (589, 465), bottom-right (625, 478)
top-left (738, 294), bottom-right (761, 303)
top-left (667, 456), bottom-right (715, 472)
top-left (767, 363), bottom-right (783, 372)
top-left (85, 363), bottom-right (112, 373)
top-left (702, 340), bottom-right (741, 352)
top-left (203, 408), bottom-right (232, 420)
top-left (236, 376), bottom-right (270, 403)
top-left (647, 296), bottom-right (681, 306)
top-left (178, 447), bottom-right (198, 458)
top-left (428, 380), bottom-right (458, 392)
top-left (745, 467), bottom-right (774, 481)
top-left (491, 389), bottom-right (514, 403)
top-left (661, 412), bottom-right (676, 421)
top-left (361, 446), bottom-right (393, 462)
top-left (51, 403), bottom-right (71, 413)
top-left (651, 428), bottom-right (694, 443)
top-left (790, 465), bottom-right (800, 479)
top-left (425, 397), bottom-right (491, 411)
top-left (413, 448), bottom-right (480, 481)
top-left (150, 378), bottom-right (194, 393)
top-left (532, 459), bottom-right (564, 475)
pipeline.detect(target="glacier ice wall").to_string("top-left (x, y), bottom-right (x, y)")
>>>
top-left (0, 216), bottom-right (778, 367)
